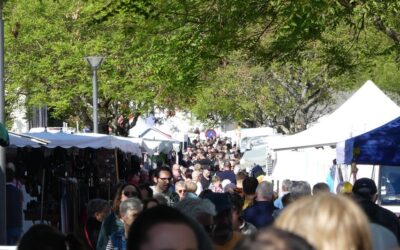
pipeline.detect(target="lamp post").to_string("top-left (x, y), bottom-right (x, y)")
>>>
top-left (0, 0), bottom-right (6, 244)
top-left (85, 56), bottom-right (104, 133)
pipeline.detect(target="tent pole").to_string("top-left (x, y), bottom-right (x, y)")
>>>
top-left (276, 180), bottom-right (279, 195)
top-left (371, 165), bottom-right (376, 180)
top-left (114, 149), bottom-right (119, 181)
top-left (351, 162), bottom-right (358, 183)
top-left (40, 168), bottom-right (45, 223)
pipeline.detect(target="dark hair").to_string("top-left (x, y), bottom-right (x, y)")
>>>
top-left (243, 177), bottom-right (259, 195)
top-left (236, 171), bottom-right (247, 182)
top-left (148, 169), bottom-right (157, 185)
top-left (18, 224), bottom-right (84, 250)
top-left (282, 193), bottom-right (293, 208)
top-left (87, 198), bottom-right (110, 218)
top-left (112, 183), bottom-right (142, 215)
top-left (155, 166), bottom-right (172, 178)
top-left (6, 167), bottom-right (14, 182)
top-left (228, 192), bottom-right (244, 213)
top-left (127, 205), bottom-right (208, 250)
top-left (234, 227), bottom-right (314, 250)
top-left (185, 169), bottom-right (193, 179)
top-left (223, 161), bottom-right (231, 169)
top-left (198, 189), bottom-right (213, 199)
top-left (312, 182), bottom-right (330, 195)
top-left (139, 183), bottom-right (153, 198)
top-left (217, 152), bottom-right (225, 159)
top-left (142, 198), bottom-right (160, 210)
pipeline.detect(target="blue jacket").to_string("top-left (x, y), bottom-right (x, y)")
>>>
top-left (110, 229), bottom-right (126, 250)
top-left (97, 213), bottom-right (124, 250)
top-left (242, 200), bottom-right (277, 228)
top-left (216, 170), bottom-right (236, 184)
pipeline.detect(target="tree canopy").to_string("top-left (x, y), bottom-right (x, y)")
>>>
top-left (4, 0), bottom-right (400, 135)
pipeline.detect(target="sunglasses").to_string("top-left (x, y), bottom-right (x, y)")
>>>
top-left (177, 189), bottom-right (186, 194)
top-left (123, 190), bottom-right (138, 197)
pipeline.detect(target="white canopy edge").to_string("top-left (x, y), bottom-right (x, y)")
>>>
top-left (9, 132), bottom-right (142, 157)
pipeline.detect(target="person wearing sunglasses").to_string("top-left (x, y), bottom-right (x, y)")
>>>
top-left (175, 181), bottom-right (187, 200)
top-left (97, 183), bottom-right (142, 250)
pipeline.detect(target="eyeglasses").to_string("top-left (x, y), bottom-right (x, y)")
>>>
top-left (123, 191), bottom-right (138, 197)
top-left (158, 177), bottom-right (171, 182)
top-left (177, 189), bottom-right (186, 194)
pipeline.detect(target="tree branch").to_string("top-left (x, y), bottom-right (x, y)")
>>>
top-left (373, 16), bottom-right (400, 45)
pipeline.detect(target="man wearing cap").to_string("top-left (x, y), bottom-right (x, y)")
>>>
top-left (203, 192), bottom-right (243, 250)
top-left (352, 178), bottom-right (400, 241)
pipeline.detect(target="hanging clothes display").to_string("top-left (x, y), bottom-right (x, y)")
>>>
top-left (60, 177), bottom-right (79, 233)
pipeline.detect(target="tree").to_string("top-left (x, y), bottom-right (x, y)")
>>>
top-left (94, 1), bottom-right (400, 127)
top-left (4, 0), bottom-right (160, 134)
top-left (5, 0), bottom-right (400, 135)
top-left (192, 52), bottom-right (339, 134)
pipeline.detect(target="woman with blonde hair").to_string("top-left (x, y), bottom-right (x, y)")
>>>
top-left (185, 180), bottom-right (198, 198)
top-left (275, 193), bottom-right (372, 250)
top-left (209, 175), bottom-right (223, 193)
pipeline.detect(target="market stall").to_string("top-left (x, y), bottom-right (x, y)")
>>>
top-left (268, 80), bottom-right (400, 186)
top-left (336, 116), bottom-right (400, 166)
top-left (129, 118), bottom-right (180, 155)
top-left (7, 132), bottom-right (142, 234)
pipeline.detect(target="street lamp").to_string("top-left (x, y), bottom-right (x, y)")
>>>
top-left (0, 0), bottom-right (6, 244)
top-left (85, 56), bottom-right (104, 133)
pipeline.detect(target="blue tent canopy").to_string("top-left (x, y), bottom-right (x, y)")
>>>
top-left (342, 116), bottom-right (400, 165)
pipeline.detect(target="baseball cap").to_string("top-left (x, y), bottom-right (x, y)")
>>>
top-left (203, 192), bottom-right (232, 214)
top-left (352, 178), bottom-right (377, 196)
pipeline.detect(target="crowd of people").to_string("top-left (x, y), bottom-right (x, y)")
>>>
top-left (6, 137), bottom-right (400, 250)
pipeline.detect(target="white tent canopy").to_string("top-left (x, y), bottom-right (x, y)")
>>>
top-left (272, 147), bottom-right (337, 187)
top-left (268, 80), bottom-right (400, 188)
top-left (269, 80), bottom-right (400, 151)
top-left (240, 145), bottom-right (268, 168)
top-left (223, 127), bottom-right (275, 148)
top-left (12, 132), bottom-right (142, 156)
top-left (129, 118), bottom-right (180, 155)
top-left (9, 133), bottom-right (49, 148)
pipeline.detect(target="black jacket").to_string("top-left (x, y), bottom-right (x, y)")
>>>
top-left (84, 217), bottom-right (102, 250)
top-left (358, 199), bottom-right (400, 242)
